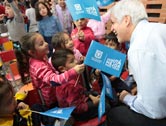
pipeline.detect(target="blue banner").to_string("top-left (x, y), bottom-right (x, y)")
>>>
top-left (96, 0), bottom-right (114, 7)
top-left (98, 80), bottom-right (105, 121)
top-left (84, 40), bottom-right (126, 77)
top-left (66, 0), bottom-right (101, 21)
top-left (40, 106), bottom-right (75, 120)
top-left (101, 72), bottom-right (113, 99)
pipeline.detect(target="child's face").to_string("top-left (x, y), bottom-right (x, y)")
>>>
top-left (64, 54), bottom-right (77, 71)
top-left (38, 3), bottom-right (48, 17)
top-left (33, 34), bottom-right (49, 58)
top-left (5, 6), bottom-right (14, 18)
top-left (105, 39), bottom-right (119, 50)
top-left (0, 91), bottom-right (17, 115)
top-left (74, 18), bottom-right (88, 30)
top-left (58, 0), bottom-right (66, 8)
top-left (63, 33), bottom-right (74, 50)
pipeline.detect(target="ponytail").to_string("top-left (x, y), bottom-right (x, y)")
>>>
top-left (15, 48), bottom-right (30, 84)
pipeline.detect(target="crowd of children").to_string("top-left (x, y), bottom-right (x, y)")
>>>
top-left (2, 0), bottom-right (165, 125)
top-left (51, 49), bottom-right (111, 123)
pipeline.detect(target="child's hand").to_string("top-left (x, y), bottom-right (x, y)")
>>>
top-left (131, 86), bottom-right (137, 95)
top-left (95, 69), bottom-right (101, 76)
top-left (0, 14), bottom-right (5, 21)
top-left (119, 90), bottom-right (130, 102)
top-left (89, 94), bottom-right (100, 105)
top-left (73, 63), bottom-right (85, 74)
top-left (17, 102), bottom-right (32, 118)
top-left (79, 56), bottom-right (85, 63)
top-left (109, 75), bottom-right (117, 81)
top-left (78, 30), bottom-right (85, 41)
top-left (17, 102), bottom-right (29, 110)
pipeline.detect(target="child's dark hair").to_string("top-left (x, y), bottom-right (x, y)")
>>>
top-left (30, 0), bottom-right (38, 8)
top-left (0, 76), bottom-right (14, 110)
top-left (15, 32), bottom-right (38, 84)
top-left (51, 49), bottom-right (74, 71)
top-left (51, 32), bottom-right (68, 50)
top-left (35, 1), bottom-right (52, 21)
top-left (3, 2), bottom-right (10, 7)
top-left (105, 32), bottom-right (119, 45)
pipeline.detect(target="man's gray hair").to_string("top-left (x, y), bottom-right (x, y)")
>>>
top-left (111, 0), bottom-right (148, 25)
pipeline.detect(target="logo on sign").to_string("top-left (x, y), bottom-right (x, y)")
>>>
top-left (74, 4), bottom-right (84, 15)
top-left (52, 109), bottom-right (62, 114)
top-left (74, 4), bottom-right (82, 11)
top-left (86, 6), bottom-right (98, 16)
top-left (95, 49), bottom-right (103, 59)
top-left (91, 49), bottom-right (103, 63)
top-left (105, 58), bottom-right (121, 71)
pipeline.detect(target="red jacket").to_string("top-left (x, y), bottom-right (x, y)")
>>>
top-left (71, 27), bottom-right (95, 56)
top-left (56, 75), bottom-right (95, 114)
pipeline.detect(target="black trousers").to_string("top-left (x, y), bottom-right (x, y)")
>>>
top-left (108, 105), bottom-right (166, 126)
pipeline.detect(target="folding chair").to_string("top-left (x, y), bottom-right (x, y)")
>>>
top-left (3, 41), bottom-right (13, 51)
top-left (0, 37), bottom-right (9, 51)
top-left (0, 36), bottom-right (13, 51)
top-left (20, 82), bottom-right (45, 107)
top-left (5, 61), bottom-right (21, 81)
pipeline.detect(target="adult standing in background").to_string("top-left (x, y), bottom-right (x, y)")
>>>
top-left (109, 0), bottom-right (166, 125)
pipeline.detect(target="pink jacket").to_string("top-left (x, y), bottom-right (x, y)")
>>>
top-left (71, 27), bottom-right (95, 56)
top-left (29, 58), bottom-right (77, 107)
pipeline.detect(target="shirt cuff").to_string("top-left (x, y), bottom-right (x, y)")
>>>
top-left (123, 94), bottom-right (137, 107)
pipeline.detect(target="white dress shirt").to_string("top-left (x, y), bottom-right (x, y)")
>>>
top-left (124, 20), bottom-right (166, 119)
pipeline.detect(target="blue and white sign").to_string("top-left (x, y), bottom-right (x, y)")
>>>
top-left (98, 80), bottom-right (105, 121)
top-left (66, 0), bottom-right (101, 21)
top-left (96, 0), bottom-right (114, 7)
top-left (40, 106), bottom-right (75, 120)
top-left (101, 72), bottom-right (113, 99)
top-left (84, 40), bottom-right (126, 77)
top-left (98, 73), bottom-right (113, 120)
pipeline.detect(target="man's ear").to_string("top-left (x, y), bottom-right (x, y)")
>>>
top-left (124, 15), bottom-right (132, 26)
top-left (58, 66), bottom-right (66, 73)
